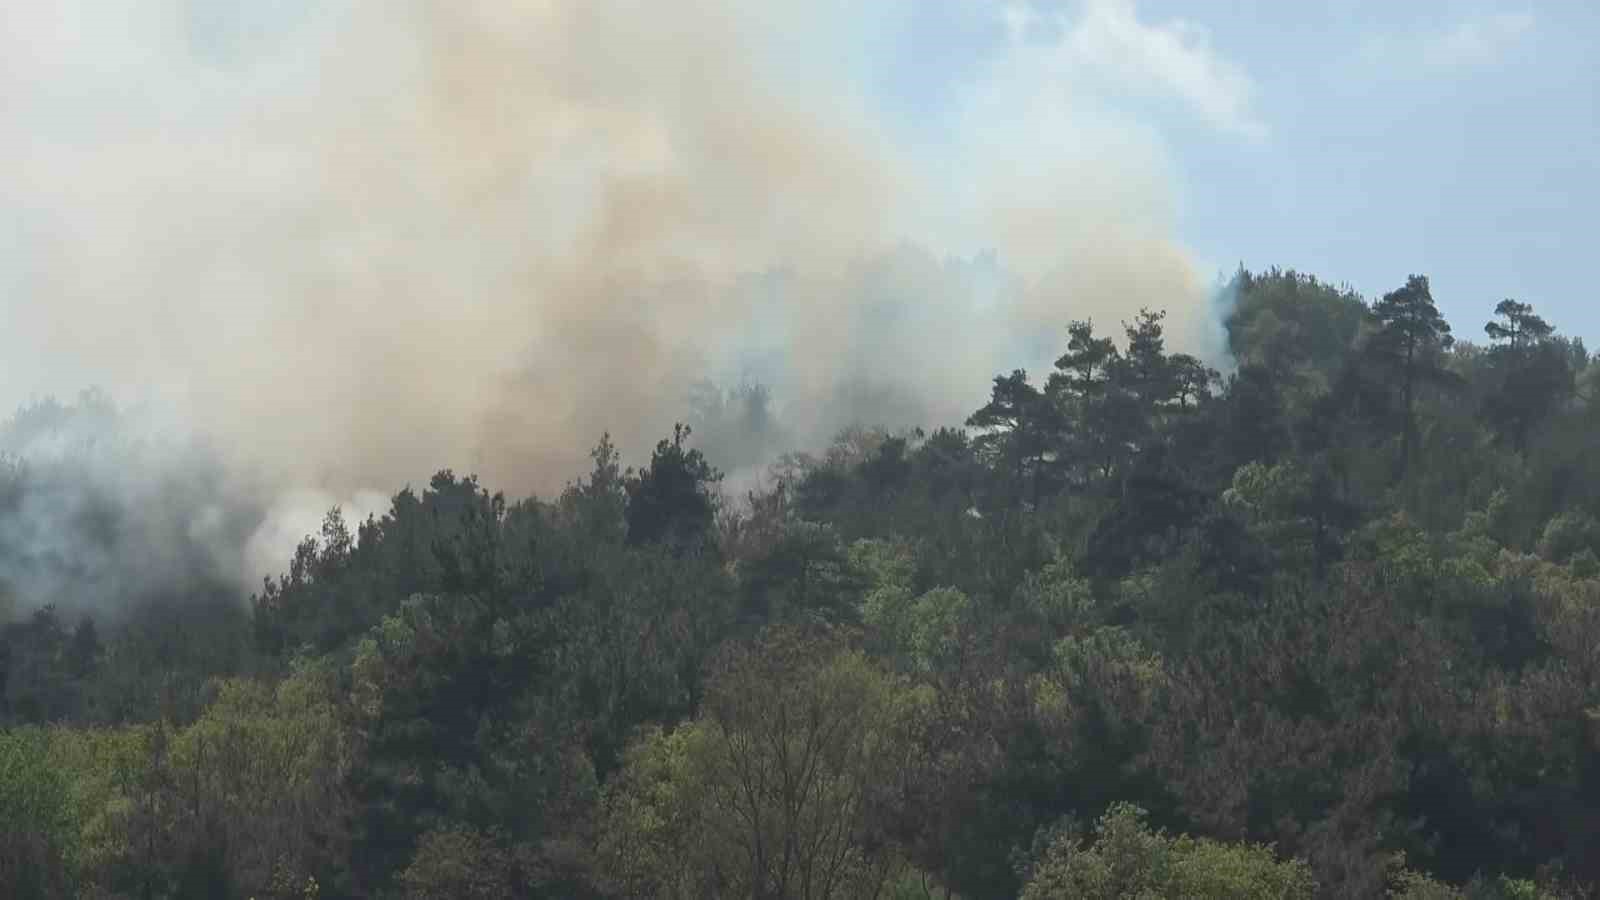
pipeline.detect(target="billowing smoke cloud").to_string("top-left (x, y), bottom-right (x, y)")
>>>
top-left (1, 0), bottom-right (1251, 608)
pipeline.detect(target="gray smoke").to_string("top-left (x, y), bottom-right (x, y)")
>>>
top-left (0, 392), bottom-right (268, 619)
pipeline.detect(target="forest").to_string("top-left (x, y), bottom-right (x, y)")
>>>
top-left (4, 268), bottom-right (1600, 898)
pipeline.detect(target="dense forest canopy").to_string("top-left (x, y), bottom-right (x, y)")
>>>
top-left (5, 267), bottom-right (1600, 898)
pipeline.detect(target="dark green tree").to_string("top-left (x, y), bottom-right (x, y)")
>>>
top-left (1368, 274), bottom-right (1455, 479)
top-left (1047, 321), bottom-right (1136, 488)
top-left (1049, 320), bottom-right (1119, 399)
top-left (559, 433), bottom-right (628, 545)
top-left (1483, 299), bottom-right (1553, 348)
top-left (1225, 267), bottom-right (1368, 396)
top-left (968, 370), bottom-right (1058, 508)
top-left (624, 424), bottom-right (721, 550)
top-left (1116, 308), bottom-right (1179, 411)
top-left (1170, 353), bottom-right (1220, 410)
top-left (1481, 300), bottom-right (1573, 451)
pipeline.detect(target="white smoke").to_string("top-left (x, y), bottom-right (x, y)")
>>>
top-left (1, 0), bottom-right (1258, 605)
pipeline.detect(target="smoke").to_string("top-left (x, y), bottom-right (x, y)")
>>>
top-left (1, 0), bottom-right (1250, 607)
top-left (0, 392), bottom-right (267, 617)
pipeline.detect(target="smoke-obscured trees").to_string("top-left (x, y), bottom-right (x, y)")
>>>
top-left (0, 392), bottom-right (267, 625)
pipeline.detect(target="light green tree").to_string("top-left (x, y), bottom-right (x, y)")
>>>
top-left (1020, 803), bottom-right (1316, 900)
top-left (599, 627), bottom-right (912, 899)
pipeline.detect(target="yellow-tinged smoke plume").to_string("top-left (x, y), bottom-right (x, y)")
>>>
top-left (2, 0), bottom-right (1236, 596)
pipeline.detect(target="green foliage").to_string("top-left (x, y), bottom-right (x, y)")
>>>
top-left (1538, 511), bottom-right (1600, 563)
top-left (44, 722), bottom-right (152, 890)
top-left (1368, 274), bottom-right (1457, 480)
top-left (1389, 864), bottom-right (1577, 900)
top-left (968, 369), bottom-right (1058, 507)
top-left (1485, 300), bottom-right (1554, 348)
top-left (742, 520), bottom-right (857, 624)
top-left (349, 591), bottom-right (604, 890)
top-left (1030, 627), bottom-right (1165, 806)
top-left (396, 826), bottom-right (523, 900)
top-left (167, 660), bottom-right (355, 895)
top-left (1020, 803), bottom-right (1316, 899)
top-left (1371, 275), bottom-right (1455, 359)
top-left (0, 727), bottom-right (77, 897)
top-left (625, 423), bottom-right (722, 549)
top-left (2, 664), bottom-right (355, 899)
top-left (1223, 459), bottom-right (1318, 569)
top-left (599, 627), bottom-right (911, 899)
top-left (1478, 301), bottom-right (1576, 451)
top-left (1011, 554), bottom-right (1097, 631)
top-left (1225, 267), bottom-right (1368, 393)
top-left (17, 267), bottom-right (1600, 898)
top-left (253, 470), bottom-right (510, 654)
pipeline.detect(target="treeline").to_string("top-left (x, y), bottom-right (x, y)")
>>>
top-left (4, 268), bottom-right (1600, 898)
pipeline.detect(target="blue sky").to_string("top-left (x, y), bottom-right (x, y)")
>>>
top-left (862, 0), bottom-right (1599, 346)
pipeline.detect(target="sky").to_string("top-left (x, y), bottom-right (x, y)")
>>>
top-left (867, 0), bottom-right (1599, 346)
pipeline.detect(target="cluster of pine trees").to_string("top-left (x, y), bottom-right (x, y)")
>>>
top-left (4, 268), bottom-right (1600, 898)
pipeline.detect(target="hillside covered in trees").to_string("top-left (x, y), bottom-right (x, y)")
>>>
top-left (5, 268), bottom-right (1600, 898)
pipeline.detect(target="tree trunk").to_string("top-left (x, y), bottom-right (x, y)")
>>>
top-left (1401, 337), bottom-right (1416, 484)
